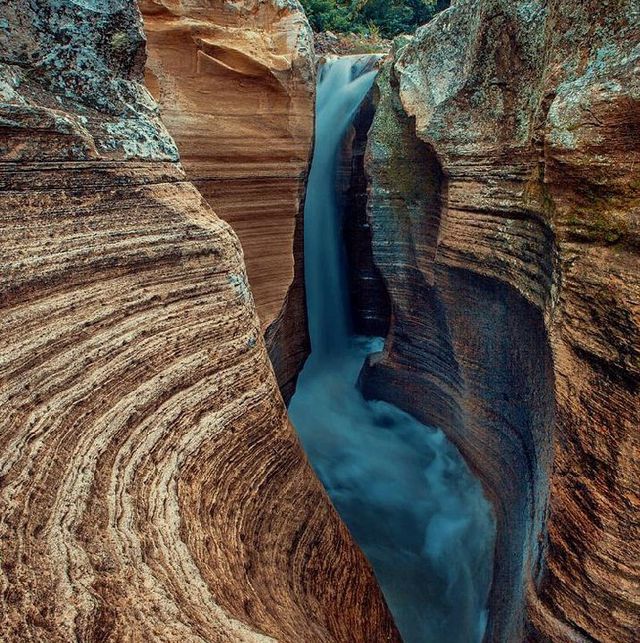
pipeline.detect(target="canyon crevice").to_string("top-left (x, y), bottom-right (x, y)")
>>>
top-left (140, 0), bottom-right (316, 399)
top-left (1, 0), bottom-right (638, 641)
top-left (339, 83), bottom-right (391, 338)
top-left (0, 2), bottom-right (399, 641)
top-left (360, 2), bottom-right (639, 642)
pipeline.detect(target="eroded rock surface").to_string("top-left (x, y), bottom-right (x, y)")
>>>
top-left (140, 0), bottom-right (316, 398)
top-left (340, 87), bottom-right (391, 338)
top-left (363, 2), bottom-right (639, 641)
top-left (0, 2), bottom-right (400, 641)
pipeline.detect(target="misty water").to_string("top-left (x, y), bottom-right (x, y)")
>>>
top-left (288, 56), bottom-right (496, 642)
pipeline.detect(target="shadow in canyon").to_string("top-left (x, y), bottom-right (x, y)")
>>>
top-left (360, 61), bottom-right (557, 642)
top-left (288, 56), bottom-right (498, 643)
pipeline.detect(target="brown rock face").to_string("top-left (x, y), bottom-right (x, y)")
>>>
top-left (363, 2), bottom-right (639, 641)
top-left (0, 2), bottom-right (400, 641)
top-left (140, 0), bottom-right (315, 399)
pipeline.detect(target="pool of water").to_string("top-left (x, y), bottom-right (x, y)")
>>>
top-left (288, 56), bottom-right (496, 642)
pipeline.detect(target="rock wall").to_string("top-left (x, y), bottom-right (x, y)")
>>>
top-left (362, 2), bottom-right (639, 641)
top-left (140, 0), bottom-right (316, 399)
top-left (340, 88), bottom-right (391, 337)
top-left (0, 2), bottom-right (400, 641)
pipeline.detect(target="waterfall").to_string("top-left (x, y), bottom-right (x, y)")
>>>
top-left (304, 56), bottom-right (380, 357)
top-left (289, 56), bottom-right (496, 643)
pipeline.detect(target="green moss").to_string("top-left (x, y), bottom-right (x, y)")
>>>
top-left (371, 64), bottom-right (439, 203)
top-left (368, 60), bottom-right (443, 250)
top-left (564, 206), bottom-right (629, 244)
top-left (110, 31), bottom-right (130, 52)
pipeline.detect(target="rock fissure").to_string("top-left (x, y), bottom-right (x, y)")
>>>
top-left (350, 2), bottom-right (639, 642)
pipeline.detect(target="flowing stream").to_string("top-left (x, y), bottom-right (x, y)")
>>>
top-left (288, 56), bottom-right (496, 642)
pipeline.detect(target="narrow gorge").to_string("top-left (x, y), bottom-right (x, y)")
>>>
top-left (288, 55), bottom-right (495, 642)
top-left (0, 1), bottom-right (638, 642)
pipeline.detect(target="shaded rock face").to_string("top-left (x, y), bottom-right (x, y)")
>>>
top-left (339, 87), bottom-right (391, 337)
top-left (362, 2), bottom-right (639, 641)
top-left (140, 0), bottom-right (316, 399)
top-left (0, 2), bottom-right (400, 641)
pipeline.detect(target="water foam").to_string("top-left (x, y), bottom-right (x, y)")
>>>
top-left (289, 56), bottom-right (496, 642)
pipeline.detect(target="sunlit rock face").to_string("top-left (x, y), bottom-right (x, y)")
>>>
top-left (140, 0), bottom-right (316, 399)
top-left (362, 1), bottom-right (639, 641)
top-left (0, 2), bottom-right (399, 640)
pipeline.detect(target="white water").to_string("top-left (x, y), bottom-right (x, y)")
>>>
top-left (288, 56), bottom-right (496, 642)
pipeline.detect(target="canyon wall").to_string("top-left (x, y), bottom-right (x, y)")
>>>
top-left (140, 0), bottom-right (315, 399)
top-left (0, 2), bottom-right (400, 641)
top-left (362, 1), bottom-right (639, 641)
top-left (339, 88), bottom-right (391, 338)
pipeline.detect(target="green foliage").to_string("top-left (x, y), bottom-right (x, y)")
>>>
top-left (302, 0), bottom-right (352, 32)
top-left (300, 0), bottom-right (448, 37)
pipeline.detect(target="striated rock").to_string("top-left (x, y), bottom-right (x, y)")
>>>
top-left (0, 2), bottom-right (400, 641)
top-left (140, 0), bottom-right (316, 399)
top-left (362, 2), bottom-right (639, 641)
top-left (339, 86), bottom-right (390, 337)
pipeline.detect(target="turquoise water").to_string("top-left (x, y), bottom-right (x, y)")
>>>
top-left (288, 56), bottom-right (496, 642)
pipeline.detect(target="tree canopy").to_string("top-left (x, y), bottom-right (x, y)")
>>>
top-left (299, 0), bottom-right (449, 38)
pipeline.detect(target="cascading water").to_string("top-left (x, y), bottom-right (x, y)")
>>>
top-left (288, 56), bottom-right (496, 642)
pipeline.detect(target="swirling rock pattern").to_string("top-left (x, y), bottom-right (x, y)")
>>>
top-left (140, 0), bottom-right (316, 399)
top-left (362, 2), bottom-right (639, 641)
top-left (0, 2), bottom-right (400, 641)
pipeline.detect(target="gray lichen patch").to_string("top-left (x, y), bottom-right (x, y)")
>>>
top-left (102, 116), bottom-right (179, 161)
top-left (228, 273), bottom-right (253, 304)
top-left (0, 0), bottom-right (179, 162)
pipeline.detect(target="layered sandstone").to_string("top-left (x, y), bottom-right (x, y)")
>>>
top-left (0, 2), bottom-right (400, 641)
top-left (362, 2), bottom-right (639, 641)
top-left (140, 0), bottom-right (316, 398)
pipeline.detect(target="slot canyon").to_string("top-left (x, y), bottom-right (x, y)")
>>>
top-left (0, 1), bottom-right (638, 643)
